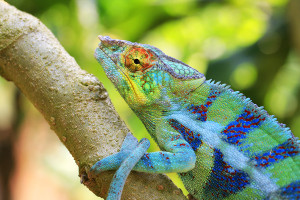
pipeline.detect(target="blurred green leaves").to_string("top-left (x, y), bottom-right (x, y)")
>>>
top-left (231, 62), bottom-right (257, 90)
top-left (5, 0), bottom-right (299, 142)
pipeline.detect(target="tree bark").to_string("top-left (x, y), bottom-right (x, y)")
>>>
top-left (0, 1), bottom-right (186, 199)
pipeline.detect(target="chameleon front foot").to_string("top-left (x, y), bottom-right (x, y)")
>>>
top-left (90, 133), bottom-right (150, 200)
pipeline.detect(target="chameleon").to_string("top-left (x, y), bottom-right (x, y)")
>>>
top-left (91, 36), bottom-right (300, 200)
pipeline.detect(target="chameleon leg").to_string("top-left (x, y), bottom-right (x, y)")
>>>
top-left (91, 132), bottom-right (196, 199)
top-left (92, 132), bottom-right (196, 174)
top-left (107, 138), bottom-right (150, 200)
top-left (131, 135), bottom-right (196, 173)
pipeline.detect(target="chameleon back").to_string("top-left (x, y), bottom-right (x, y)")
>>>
top-left (168, 80), bottom-right (300, 199)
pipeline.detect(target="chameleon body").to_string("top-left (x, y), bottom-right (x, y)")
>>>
top-left (91, 36), bottom-right (300, 199)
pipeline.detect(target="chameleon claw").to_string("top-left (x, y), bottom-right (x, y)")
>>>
top-left (80, 172), bottom-right (88, 184)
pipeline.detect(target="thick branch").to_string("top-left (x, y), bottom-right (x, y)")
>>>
top-left (0, 1), bottom-right (186, 199)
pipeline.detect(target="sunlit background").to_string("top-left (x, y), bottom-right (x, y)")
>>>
top-left (1, 0), bottom-right (299, 199)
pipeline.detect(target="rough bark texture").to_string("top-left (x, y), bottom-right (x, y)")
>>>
top-left (0, 1), bottom-right (186, 199)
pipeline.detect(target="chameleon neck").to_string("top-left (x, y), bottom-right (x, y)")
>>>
top-left (132, 79), bottom-right (211, 142)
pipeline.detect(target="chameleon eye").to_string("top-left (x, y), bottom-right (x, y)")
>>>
top-left (134, 59), bottom-right (140, 64)
top-left (124, 47), bottom-right (156, 73)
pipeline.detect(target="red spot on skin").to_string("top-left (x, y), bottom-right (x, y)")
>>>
top-left (201, 105), bottom-right (207, 111)
top-left (173, 135), bottom-right (180, 140)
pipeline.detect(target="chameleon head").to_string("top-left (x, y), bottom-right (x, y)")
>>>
top-left (94, 36), bottom-right (206, 109)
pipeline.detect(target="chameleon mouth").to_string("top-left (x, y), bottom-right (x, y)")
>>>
top-left (97, 36), bottom-right (127, 81)
top-left (98, 35), bottom-right (113, 47)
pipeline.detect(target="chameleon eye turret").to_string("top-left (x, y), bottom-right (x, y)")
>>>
top-left (124, 47), bottom-right (157, 73)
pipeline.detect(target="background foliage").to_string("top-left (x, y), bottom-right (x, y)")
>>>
top-left (1, 0), bottom-right (299, 199)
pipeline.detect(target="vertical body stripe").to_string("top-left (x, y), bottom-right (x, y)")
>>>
top-left (187, 87), bottom-right (222, 121)
top-left (279, 181), bottom-right (300, 199)
top-left (204, 149), bottom-right (250, 198)
top-left (253, 138), bottom-right (299, 168)
top-left (221, 109), bottom-right (265, 145)
top-left (169, 119), bottom-right (202, 151)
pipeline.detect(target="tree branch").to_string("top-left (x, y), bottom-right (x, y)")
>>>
top-left (0, 1), bottom-right (186, 199)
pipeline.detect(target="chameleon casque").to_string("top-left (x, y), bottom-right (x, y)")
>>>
top-left (91, 36), bottom-right (300, 200)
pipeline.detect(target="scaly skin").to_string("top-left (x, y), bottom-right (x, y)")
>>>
top-left (91, 36), bottom-right (300, 200)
